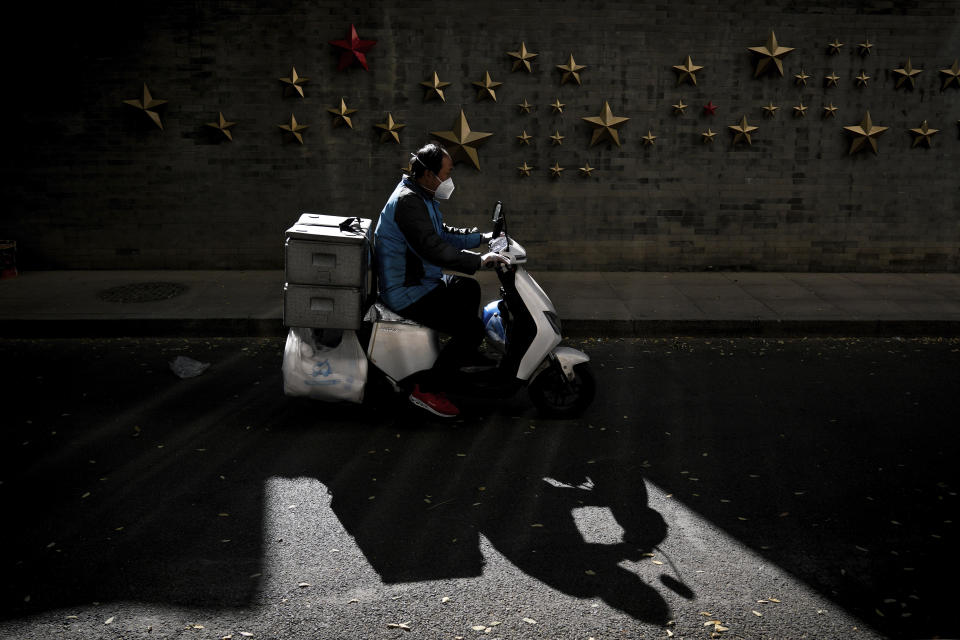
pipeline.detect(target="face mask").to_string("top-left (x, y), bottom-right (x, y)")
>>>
top-left (433, 176), bottom-right (455, 200)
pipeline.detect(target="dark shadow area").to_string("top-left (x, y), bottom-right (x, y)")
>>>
top-left (0, 337), bottom-right (673, 626)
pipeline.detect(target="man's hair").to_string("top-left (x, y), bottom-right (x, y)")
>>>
top-left (410, 143), bottom-right (448, 179)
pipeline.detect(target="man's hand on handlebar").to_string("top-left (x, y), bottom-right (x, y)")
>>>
top-left (481, 252), bottom-right (508, 268)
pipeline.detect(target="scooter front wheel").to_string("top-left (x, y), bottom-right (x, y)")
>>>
top-left (528, 362), bottom-right (596, 418)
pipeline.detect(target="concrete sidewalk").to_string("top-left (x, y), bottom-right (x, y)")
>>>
top-left (2, 270), bottom-right (960, 337)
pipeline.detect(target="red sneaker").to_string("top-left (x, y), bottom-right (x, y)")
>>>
top-left (409, 385), bottom-right (460, 418)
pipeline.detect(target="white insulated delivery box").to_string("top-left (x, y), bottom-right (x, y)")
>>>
top-left (284, 214), bottom-right (372, 288)
top-left (283, 214), bottom-right (373, 329)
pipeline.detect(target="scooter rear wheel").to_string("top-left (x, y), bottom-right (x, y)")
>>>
top-left (528, 362), bottom-right (595, 418)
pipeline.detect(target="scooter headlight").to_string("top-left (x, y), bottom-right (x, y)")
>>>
top-left (543, 310), bottom-right (562, 336)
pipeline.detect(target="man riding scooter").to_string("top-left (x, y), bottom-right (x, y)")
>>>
top-left (374, 142), bottom-right (507, 418)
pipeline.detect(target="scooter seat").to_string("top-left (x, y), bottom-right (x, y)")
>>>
top-left (363, 302), bottom-right (426, 327)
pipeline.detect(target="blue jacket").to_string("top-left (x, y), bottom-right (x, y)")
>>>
top-left (375, 177), bottom-right (483, 311)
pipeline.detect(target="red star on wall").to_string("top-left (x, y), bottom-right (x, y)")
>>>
top-left (703, 101), bottom-right (718, 116)
top-left (329, 24), bottom-right (376, 71)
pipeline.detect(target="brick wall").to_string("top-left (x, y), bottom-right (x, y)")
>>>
top-left (3, 0), bottom-right (958, 271)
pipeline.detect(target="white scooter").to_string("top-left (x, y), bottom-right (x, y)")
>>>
top-left (364, 201), bottom-right (595, 417)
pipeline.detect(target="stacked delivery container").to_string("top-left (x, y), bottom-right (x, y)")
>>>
top-left (283, 213), bottom-right (373, 329)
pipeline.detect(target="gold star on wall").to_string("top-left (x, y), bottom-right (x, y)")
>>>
top-left (549, 162), bottom-right (565, 178)
top-left (517, 98), bottom-right (533, 113)
top-left (855, 71), bottom-right (871, 87)
top-left (672, 98), bottom-right (688, 115)
top-left (827, 39), bottom-right (844, 55)
top-left (843, 110), bottom-right (888, 154)
top-left (701, 129), bottom-right (717, 143)
top-left (641, 130), bottom-right (657, 145)
top-left (940, 59), bottom-right (960, 89)
top-left (420, 72), bottom-right (450, 102)
top-left (673, 55), bottom-right (704, 86)
top-left (557, 53), bottom-right (587, 85)
top-left (550, 130), bottom-right (565, 145)
top-left (909, 120), bottom-right (939, 148)
top-left (728, 115), bottom-right (758, 146)
top-left (205, 112), bottom-right (236, 140)
top-left (748, 31), bottom-right (794, 77)
top-left (123, 83), bottom-right (167, 129)
top-left (794, 68), bottom-right (811, 87)
top-left (374, 113), bottom-right (405, 144)
top-left (582, 101), bottom-right (630, 147)
top-left (472, 71), bottom-right (502, 102)
top-left (893, 58), bottom-right (922, 90)
top-left (517, 130), bottom-right (533, 145)
top-left (550, 98), bottom-right (565, 114)
top-left (762, 102), bottom-right (779, 118)
top-left (279, 67), bottom-right (308, 98)
top-left (822, 103), bottom-right (839, 118)
top-left (278, 114), bottom-right (308, 144)
top-left (793, 103), bottom-right (808, 118)
top-left (431, 109), bottom-right (493, 170)
top-left (507, 42), bottom-right (538, 72)
top-left (327, 99), bottom-right (358, 128)
top-left (517, 161), bottom-right (534, 177)
top-left (825, 72), bottom-right (840, 88)
top-left (857, 39), bottom-right (873, 56)
top-left (579, 162), bottom-right (595, 177)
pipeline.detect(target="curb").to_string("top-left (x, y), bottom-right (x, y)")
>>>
top-left (2, 318), bottom-right (959, 339)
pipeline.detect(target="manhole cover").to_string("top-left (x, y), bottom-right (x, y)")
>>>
top-left (98, 282), bottom-right (188, 303)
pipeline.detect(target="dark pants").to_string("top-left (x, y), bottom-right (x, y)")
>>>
top-left (397, 275), bottom-right (484, 392)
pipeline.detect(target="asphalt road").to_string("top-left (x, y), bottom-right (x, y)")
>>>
top-left (0, 336), bottom-right (957, 640)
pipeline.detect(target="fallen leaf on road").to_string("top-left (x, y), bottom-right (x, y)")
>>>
top-left (297, 582), bottom-right (311, 588)
top-left (105, 616), bottom-right (115, 625)
top-left (768, 598), bottom-right (781, 603)
top-left (471, 625), bottom-right (487, 631)
top-left (585, 570), bottom-right (596, 575)
top-left (239, 632), bottom-right (254, 637)
top-left (715, 624), bottom-right (730, 632)
top-left (531, 523), bottom-right (544, 528)
top-left (651, 560), bottom-right (664, 565)
top-left (441, 597), bottom-right (451, 603)
top-left (522, 618), bottom-right (538, 624)
top-left (752, 610), bottom-right (763, 617)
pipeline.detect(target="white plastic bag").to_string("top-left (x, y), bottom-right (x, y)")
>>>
top-left (169, 355), bottom-right (210, 379)
top-left (282, 328), bottom-right (368, 403)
